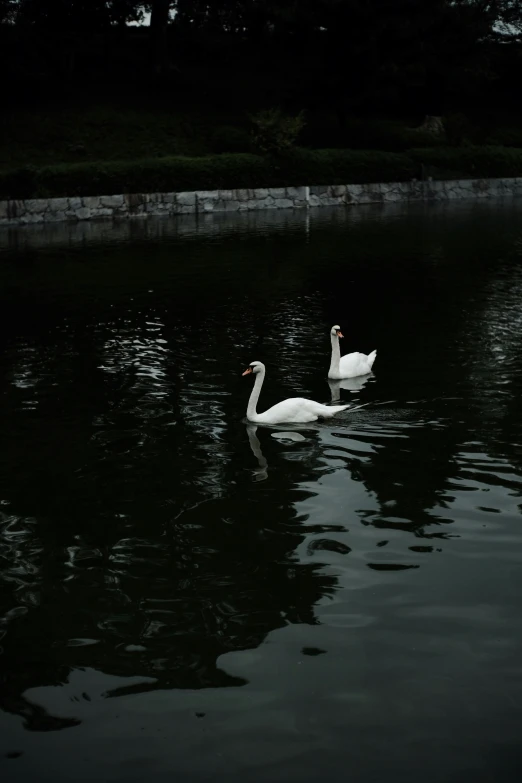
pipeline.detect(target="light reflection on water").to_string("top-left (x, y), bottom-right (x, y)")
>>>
top-left (1, 202), bottom-right (522, 782)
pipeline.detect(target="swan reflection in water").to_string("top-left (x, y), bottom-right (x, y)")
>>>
top-left (328, 373), bottom-right (373, 402)
top-left (246, 424), bottom-right (307, 482)
top-left (246, 424), bottom-right (269, 482)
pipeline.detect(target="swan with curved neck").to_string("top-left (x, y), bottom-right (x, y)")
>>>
top-left (328, 325), bottom-right (376, 380)
top-left (242, 361), bottom-right (349, 424)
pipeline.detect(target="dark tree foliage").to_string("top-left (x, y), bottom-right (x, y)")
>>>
top-left (0, 0), bottom-right (521, 116)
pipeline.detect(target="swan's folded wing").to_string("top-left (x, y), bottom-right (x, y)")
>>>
top-left (304, 401), bottom-right (349, 417)
top-left (257, 397), bottom-right (320, 423)
top-left (339, 351), bottom-right (370, 376)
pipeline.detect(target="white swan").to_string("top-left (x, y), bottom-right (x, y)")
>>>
top-left (328, 325), bottom-right (377, 379)
top-left (243, 361), bottom-right (349, 424)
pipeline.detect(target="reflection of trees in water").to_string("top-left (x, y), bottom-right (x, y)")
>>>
top-left (0, 485), bottom-right (335, 730)
top-left (3, 202), bottom-right (522, 730)
top-left (344, 417), bottom-right (464, 539)
top-left (337, 227), bottom-right (522, 541)
top-left (457, 259), bottom-right (522, 481)
top-left (0, 305), bottom-right (337, 732)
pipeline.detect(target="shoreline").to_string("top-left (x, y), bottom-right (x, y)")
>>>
top-left (1, 177), bottom-right (521, 228)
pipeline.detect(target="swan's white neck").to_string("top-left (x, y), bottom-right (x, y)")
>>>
top-left (328, 333), bottom-right (341, 379)
top-left (247, 368), bottom-right (265, 420)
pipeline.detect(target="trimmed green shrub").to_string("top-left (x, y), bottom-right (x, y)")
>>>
top-left (0, 155), bottom-right (274, 200)
top-left (2, 146), bottom-right (522, 201)
top-left (0, 149), bottom-right (416, 199)
top-left (484, 127), bottom-right (522, 148)
top-left (280, 148), bottom-right (416, 185)
top-left (410, 146), bottom-right (522, 179)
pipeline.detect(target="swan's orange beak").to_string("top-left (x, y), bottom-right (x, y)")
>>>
top-left (336, 330), bottom-right (344, 338)
top-left (242, 367), bottom-right (253, 376)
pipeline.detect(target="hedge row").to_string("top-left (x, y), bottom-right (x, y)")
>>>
top-left (409, 146), bottom-right (522, 179)
top-left (1, 146), bottom-right (522, 201)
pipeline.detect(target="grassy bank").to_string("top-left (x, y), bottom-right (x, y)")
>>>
top-left (3, 105), bottom-right (522, 201)
top-left (2, 147), bottom-right (522, 201)
top-left (4, 106), bottom-right (522, 171)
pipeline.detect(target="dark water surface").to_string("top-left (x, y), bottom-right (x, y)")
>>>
top-left (1, 203), bottom-right (522, 782)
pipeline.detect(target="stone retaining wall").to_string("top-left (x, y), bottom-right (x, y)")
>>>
top-left (1, 178), bottom-right (521, 227)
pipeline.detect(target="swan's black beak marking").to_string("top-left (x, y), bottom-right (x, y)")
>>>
top-left (242, 367), bottom-right (253, 376)
top-left (336, 330), bottom-right (344, 339)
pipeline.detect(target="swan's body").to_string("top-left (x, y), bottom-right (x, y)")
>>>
top-left (243, 361), bottom-right (349, 424)
top-left (328, 325), bottom-right (377, 379)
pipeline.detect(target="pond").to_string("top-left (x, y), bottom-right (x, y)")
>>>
top-left (1, 202), bottom-right (522, 782)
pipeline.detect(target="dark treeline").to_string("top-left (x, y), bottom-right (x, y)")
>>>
top-left (1, 0), bottom-right (522, 121)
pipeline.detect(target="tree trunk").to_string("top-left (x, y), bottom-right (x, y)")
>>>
top-left (150, 0), bottom-right (171, 75)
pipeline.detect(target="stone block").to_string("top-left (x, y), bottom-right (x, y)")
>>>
top-left (100, 194), bottom-right (124, 208)
top-left (196, 190), bottom-right (219, 201)
top-left (407, 182), bottom-right (423, 201)
top-left (0, 201), bottom-right (8, 219)
top-left (24, 199), bottom-right (48, 214)
top-left (235, 189), bottom-right (250, 201)
top-left (252, 188), bottom-right (269, 199)
top-left (347, 184), bottom-right (363, 198)
top-left (268, 187), bottom-right (286, 199)
top-left (471, 179), bottom-right (488, 193)
top-left (383, 189), bottom-right (402, 202)
top-left (176, 191), bottom-right (196, 206)
top-left (486, 180), bottom-right (504, 197)
top-left (22, 213), bottom-right (44, 224)
top-left (76, 207), bottom-right (91, 220)
top-left (309, 195), bottom-right (321, 207)
top-left (83, 196), bottom-right (101, 210)
top-left (274, 198), bottom-right (294, 209)
top-left (286, 186), bottom-right (306, 199)
top-left (125, 193), bottom-right (147, 209)
top-left (49, 198), bottom-right (68, 211)
top-left (50, 210), bottom-right (69, 222)
top-left (69, 197), bottom-right (82, 210)
top-left (255, 198), bottom-right (274, 209)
